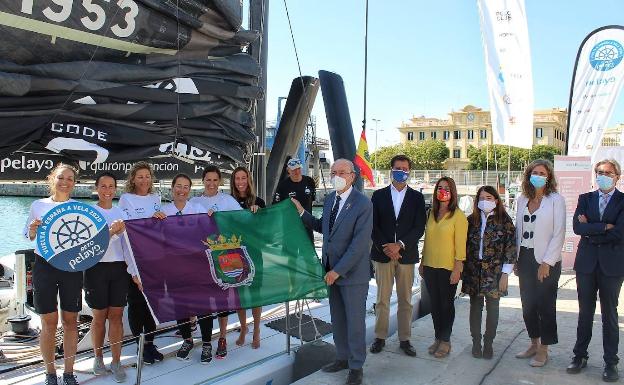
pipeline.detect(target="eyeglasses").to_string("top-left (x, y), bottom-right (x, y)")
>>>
top-left (597, 171), bottom-right (616, 177)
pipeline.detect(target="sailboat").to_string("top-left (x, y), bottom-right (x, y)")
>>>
top-left (0, 1), bottom-right (421, 384)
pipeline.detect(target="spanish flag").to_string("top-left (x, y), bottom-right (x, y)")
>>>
top-left (354, 129), bottom-right (375, 187)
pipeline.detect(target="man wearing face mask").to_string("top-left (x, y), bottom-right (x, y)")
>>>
top-left (273, 157), bottom-right (317, 241)
top-left (567, 159), bottom-right (624, 382)
top-left (292, 159), bottom-right (373, 385)
top-left (369, 155), bottom-right (426, 357)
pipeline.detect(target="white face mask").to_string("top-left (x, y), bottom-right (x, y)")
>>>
top-left (332, 175), bottom-right (347, 191)
top-left (478, 200), bottom-right (497, 213)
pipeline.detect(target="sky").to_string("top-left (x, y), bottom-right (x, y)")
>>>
top-left (260, 0), bottom-right (624, 154)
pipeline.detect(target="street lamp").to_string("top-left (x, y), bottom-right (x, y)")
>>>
top-left (371, 118), bottom-right (384, 183)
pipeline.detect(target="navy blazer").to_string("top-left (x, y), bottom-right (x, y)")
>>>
top-left (370, 185), bottom-right (426, 264)
top-left (301, 188), bottom-right (373, 286)
top-left (573, 189), bottom-right (624, 277)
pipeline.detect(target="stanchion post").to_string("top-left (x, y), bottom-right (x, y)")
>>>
top-left (135, 333), bottom-right (145, 385)
top-left (285, 301), bottom-right (291, 355)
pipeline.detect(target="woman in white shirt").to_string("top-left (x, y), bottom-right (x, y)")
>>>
top-left (117, 162), bottom-right (164, 365)
top-left (189, 165), bottom-right (242, 359)
top-left (86, 173), bottom-right (130, 382)
top-left (159, 174), bottom-right (217, 364)
top-left (514, 159), bottom-right (566, 367)
top-left (23, 163), bottom-right (81, 385)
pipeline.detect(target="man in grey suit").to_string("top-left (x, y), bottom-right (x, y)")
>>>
top-left (292, 158), bottom-right (373, 385)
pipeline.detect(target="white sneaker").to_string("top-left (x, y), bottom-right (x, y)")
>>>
top-left (110, 361), bottom-right (126, 383)
top-left (93, 356), bottom-right (106, 376)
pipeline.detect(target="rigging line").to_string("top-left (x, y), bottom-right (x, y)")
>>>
top-left (282, 0), bottom-right (315, 156)
top-left (172, 0), bottom-right (182, 159)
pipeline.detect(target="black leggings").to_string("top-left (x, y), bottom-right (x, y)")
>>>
top-left (423, 266), bottom-right (458, 342)
top-left (127, 276), bottom-right (156, 344)
top-left (177, 315), bottom-right (215, 343)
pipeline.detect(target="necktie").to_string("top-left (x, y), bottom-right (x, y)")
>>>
top-left (600, 193), bottom-right (609, 219)
top-left (328, 195), bottom-right (342, 233)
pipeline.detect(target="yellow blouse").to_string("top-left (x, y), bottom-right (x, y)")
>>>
top-left (422, 209), bottom-right (468, 271)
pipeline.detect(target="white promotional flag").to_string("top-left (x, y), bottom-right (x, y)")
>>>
top-left (567, 26), bottom-right (624, 156)
top-left (477, 0), bottom-right (534, 149)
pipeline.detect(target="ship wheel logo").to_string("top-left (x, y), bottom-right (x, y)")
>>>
top-left (37, 201), bottom-right (109, 272)
top-left (590, 40), bottom-right (623, 71)
top-left (52, 216), bottom-right (94, 250)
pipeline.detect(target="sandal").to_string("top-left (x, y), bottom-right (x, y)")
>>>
top-left (428, 339), bottom-right (441, 355)
top-left (433, 341), bottom-right (451, 358)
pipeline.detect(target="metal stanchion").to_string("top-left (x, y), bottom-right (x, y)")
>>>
top-left (135, 333), bottom-right (145, 385)
top-left (285, 301), bottom-right (291, 355)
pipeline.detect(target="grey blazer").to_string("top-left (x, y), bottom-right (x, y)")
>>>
top-left (301, 188), bottom-right (373, 286)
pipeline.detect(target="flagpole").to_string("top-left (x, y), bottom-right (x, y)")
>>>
top-left (362, 0), bottom-right (369, 135)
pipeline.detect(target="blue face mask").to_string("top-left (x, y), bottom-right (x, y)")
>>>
top-left (529, 174), bottom-right (547, 189)
top-left (392, 169), bottom-right (409, 183)
top-left (596, 175), bottom-right (615, 191)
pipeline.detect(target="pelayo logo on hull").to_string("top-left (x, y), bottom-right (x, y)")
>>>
top-left (36, 202), bottom-right (109, 272)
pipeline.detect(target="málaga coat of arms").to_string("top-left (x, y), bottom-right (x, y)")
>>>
top-left (203, 234), bottom-right (255, 289)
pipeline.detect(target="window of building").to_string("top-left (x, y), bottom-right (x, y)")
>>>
top-left (407, 131), bottom-right (414, 141)
top-left (453, 130), bottom-right (461, 140)
top-left (419, 131), bottom-right (425, 140)
top-left (467, 130), bottom-right (474, 139)
top-left (453, 149), bottom-right (461, 158)
top-left (431, 131), bottom-right (437, 139)
top-left (536, 127), bottom-right (543, 138)
top-left (480, 129), bottom-right (487, 139)
top-left (443, 131), bottom-right (450, 140)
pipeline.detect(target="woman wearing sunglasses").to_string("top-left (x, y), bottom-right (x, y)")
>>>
top-left (514, 159), bottom-right (565, 367)
top-left (420, 176), bottom-right (468, 358)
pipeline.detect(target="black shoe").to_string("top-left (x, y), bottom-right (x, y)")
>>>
top-left (322, 360), bottom-right (349, 373)
top-left (566, 356), bottom-right (588, 374)
top-left (370, 338), bottom-right (385, 354)
top-left (482, 342), bottom-right (493, 360)
top-left (147, 344), bottom-right (164, 362)
top-left (176, 340), bottom-right (194, 361)
top-left (142, 344), bottom-right (155, 365)
top-left (200, 343), bottom-right (213, 364)
top-left (62, 373), bottom-right (79, 385)
top-left (603, 363), bottom-right (619, 382)
top-left (345, 369), bottom-right (363, 385)
top-left (44, 373), bottom-right (58, 385)
top-left (472, 340), bottom-right (482, 358)
top-left (399, 340), bottom-right (417, 357)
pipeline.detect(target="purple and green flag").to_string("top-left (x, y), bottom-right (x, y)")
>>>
top-left (123, 201), bottom-right (327, 323)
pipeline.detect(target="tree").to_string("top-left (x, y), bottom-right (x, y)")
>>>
top-left (468, 145), bottom-right (528, 170)
top-left (371, 141), bottom-right (449, 170)
top-left (412, 140), bottom-right (449, 170)
top-left (527, 145), bottom-right (562, 164)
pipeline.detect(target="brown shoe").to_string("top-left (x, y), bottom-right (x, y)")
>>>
top-left (433, 341), bottom-right (451, 358)
top-left (428, 339), bottom-right (441, 355)
top-left (515, 339), bottom-right (539, 359)
top-left (529, 345), bottom-right (548, 367)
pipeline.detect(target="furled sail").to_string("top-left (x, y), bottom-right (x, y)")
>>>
top-left (0, 0), bottom-right (262, 169)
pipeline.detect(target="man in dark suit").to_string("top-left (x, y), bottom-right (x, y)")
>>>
top-left (369, 155), bottom-right (426, 357)
top-left (293, 158), bottom-right (373, 385)
top-left (567, 159), bottom-right (624, 382)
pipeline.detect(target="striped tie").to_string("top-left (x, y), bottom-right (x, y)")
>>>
top-left (328, 195), bottom-right (342, 233)
top-left (600, 193), bottom-right (609, 220)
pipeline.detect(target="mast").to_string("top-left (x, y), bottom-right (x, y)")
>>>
top-left (250, 0), bottom-right (269, 200)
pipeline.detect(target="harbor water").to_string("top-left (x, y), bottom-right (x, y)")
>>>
top-left (0, 196), bottom-right (323, 257)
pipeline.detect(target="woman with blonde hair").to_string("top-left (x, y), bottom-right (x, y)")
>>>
top-left (420, 176), bottom-right (468, 358)
top-left (118, 161), bottom-right (165, 365)
top-left (514, 159), bottom-right (565, 367)
top-left (24, 164), bottom-right (82, 385)
top-left (230, 166), bottom-right (265, 348)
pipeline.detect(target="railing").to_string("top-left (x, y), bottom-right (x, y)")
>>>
top-left (373, 169), bottom-right (524, 189)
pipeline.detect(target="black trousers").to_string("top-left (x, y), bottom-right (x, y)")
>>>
top-left (469, 295), bottom-right (500, 343)
top-left (177, 315), bottom-right (214, 343)
top-left (423, 266), bottom-right (458, 342)
top-left (573, 269), bottom-right (624, 364)
top-left (127, 276), bottom-right (156, 344)
top-left (517, 247), bottom-right (561, 345)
